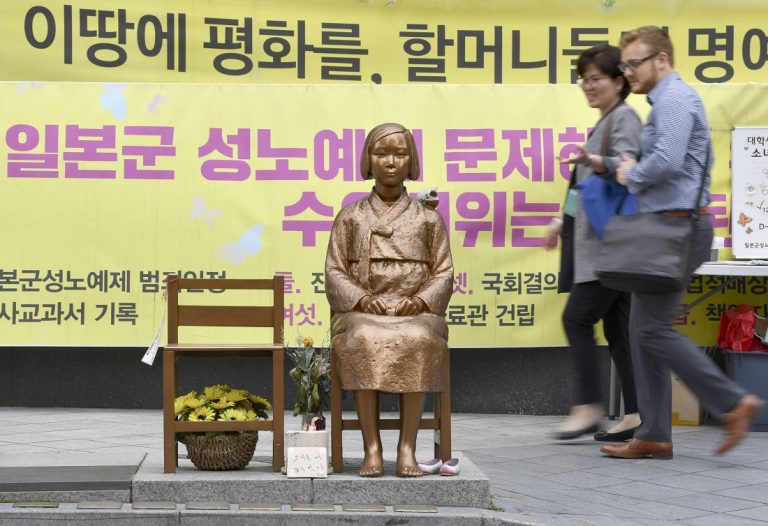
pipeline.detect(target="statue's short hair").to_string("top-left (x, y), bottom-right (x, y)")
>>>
top-left (360, 123), bottom-right (420, 181)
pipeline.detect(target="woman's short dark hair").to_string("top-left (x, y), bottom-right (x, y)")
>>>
top-left (576, 44), bottom-right (631, 100)
top-left (360, 123), bottom-right (420, 181)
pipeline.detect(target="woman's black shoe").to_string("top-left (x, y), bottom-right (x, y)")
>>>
top-left (552, 423), bottom-right (599, 441)
top-left (593, 425), bottom-right (639, 442)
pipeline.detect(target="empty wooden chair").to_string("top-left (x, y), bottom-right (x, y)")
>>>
top-left (162, 275), bottom-right (285, 473)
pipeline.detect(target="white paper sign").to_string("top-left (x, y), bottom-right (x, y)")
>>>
top-left (286, 446), bottom-right (328, 478)
top-left (141, 309), bottom-right (165, 366)
top-left (731, 126), bottom-right (768, 259)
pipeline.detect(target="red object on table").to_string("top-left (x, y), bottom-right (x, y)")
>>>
top-left (717, 304), bottom-right (768, 352)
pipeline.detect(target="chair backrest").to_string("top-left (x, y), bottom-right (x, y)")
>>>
top-left (166, 275), bottom-right (284, 345)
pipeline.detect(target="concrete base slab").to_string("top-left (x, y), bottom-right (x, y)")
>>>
top-left (133, 451), bottom-right (490, 508)
top-left (0, 503), bottom-right (178, 526)
top-left (0, 489), bottom-right (131, 503)
top-left (0, 465), bottom-right (137, 490)
top-left (0, 503), bottom-right (524, 526)
top-left (0, 465), bottom-right (138, 503)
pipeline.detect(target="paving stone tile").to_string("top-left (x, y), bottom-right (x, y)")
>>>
top-left (469, 445), bottom-right (563, 461)
top-left (549, 488), bottom-right (646, 509)
top-left (644, 455), bottom-right (730, 473)
top-left (651, 472), bottom-right (747, 492)
top-left (22, 439), bottom-right (114, 451)
top-left (543, 470), bottom-right (629, 489)
top-left (523, 452), bottom-right (611, 470)
top-left (597, 481), bottom-right (696, 501)
top-left (726, 504), bottom-right (768, 522)
top-left (585, 516), bottom-right (673, 526)
top-left (713, 483), bottom-right (768, 505)
top-left (747, 459), bottom-right (768, 470)
top-left (662, 492), bottom-right (761, 513)
top-left (699, 466), bottom-right (768, 484)
top-left (482, 458), bottom-right (574, 478)
top-left (0, 443), bottom-right (60, 456)
top-left (706, 452), bottom-right (768, 467)
top-left (584, 462), bottom-right (679, 482)
top-left (679, 513), bottom-right (767, 525)
top-left (466, 447), bottom-right (546, 463)
top-left (485, 472), bottom-right (574, 492)
top-left (490, 492), bottom-right (592, 516)
top-left (630, 500), bottom-right (711, 520)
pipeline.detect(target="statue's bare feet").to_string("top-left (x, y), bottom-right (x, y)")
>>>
top-left (396, 448), bottom-right (422, 478)
top-left (359, 448), bottom-right (384, 477)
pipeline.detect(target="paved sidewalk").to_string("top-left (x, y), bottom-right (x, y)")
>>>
top-left (2, 408), bottom-right (768, 525)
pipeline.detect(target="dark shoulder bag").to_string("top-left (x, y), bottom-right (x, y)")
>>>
top-left (557, 172), bottom-right (577, 293)
top-left (594, 147), bottom-right (710, 294)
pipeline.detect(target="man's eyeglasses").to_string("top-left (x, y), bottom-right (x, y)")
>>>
top-left (578, 75), bottom-right (610, 87)
top-left (618, 52), bottom-right (659, 73)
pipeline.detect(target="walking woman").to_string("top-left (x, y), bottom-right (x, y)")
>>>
top-left (544, 45), bottom-right (643, 441)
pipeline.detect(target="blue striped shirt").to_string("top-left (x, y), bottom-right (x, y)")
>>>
top-left (627, 72), bottom-right (712, 212)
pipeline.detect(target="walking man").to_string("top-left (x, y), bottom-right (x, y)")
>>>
top-left (604, 26), bottom-right (763, 460)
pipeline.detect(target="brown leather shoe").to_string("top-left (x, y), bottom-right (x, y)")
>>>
top-left (600, 438), bottom-right (673, 460)
top-left (716, 394), bottom-right (764, 455)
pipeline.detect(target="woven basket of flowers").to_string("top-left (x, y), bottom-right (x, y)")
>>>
top-left (174, 384), bottom-right (272, 471)
top-left (183, 432), bottom-right (259, 471)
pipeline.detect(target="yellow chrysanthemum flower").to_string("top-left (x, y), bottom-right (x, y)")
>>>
top-left (174, 390), bottom-right (198, 412)
top-left (192, 406), bottom-right (215, 421)
top-left (185, 398), bottom-right (204, 409)
top-left (203, 385), bottom-right (226, 400)
top-left (219, 408), bottom-right (247, 421)
top-left (244, 410), bottom-right (258, 421)
top-left (226, 389), bottom-right (249, 402)
top-left (248, 395), bottom-right (272, 410)
top-left (210, 398), bottom-right (234, 410)
top-left (303, 336), bottom-right (314, 347)
top-left (174, 398), bottom-right (187, 415)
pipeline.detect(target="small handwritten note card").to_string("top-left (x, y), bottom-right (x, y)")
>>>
top-left (286, 446), bottom-right (328, 478)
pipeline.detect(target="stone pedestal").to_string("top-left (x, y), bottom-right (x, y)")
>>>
top-left (132, 451), bottom-right (490, 507)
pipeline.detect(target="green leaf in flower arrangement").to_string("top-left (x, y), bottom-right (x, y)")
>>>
top-left (311, 383), bottom-right (320, 409)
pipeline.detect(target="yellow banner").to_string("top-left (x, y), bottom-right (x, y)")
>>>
top-left (2, 0), bottom-right (767, 84)
top-left (1, 81), bottom-right (767, 347)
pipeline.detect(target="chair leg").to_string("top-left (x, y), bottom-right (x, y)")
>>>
top-left (433, 392), bottom-right (440, 460)
top-left (438, 352), bottom-right (452, 461)
top-left (331, 353), bottom-right (343, 473)
top-left (272, 349), bottom-right (284, 472)
top-left (162, 349), bottom-right (177, 473)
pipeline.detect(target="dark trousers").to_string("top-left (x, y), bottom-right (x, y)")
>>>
top-left (631, 217), bottom-right (745, 442)
top-left (563, 280), bottom-right (638, 414)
